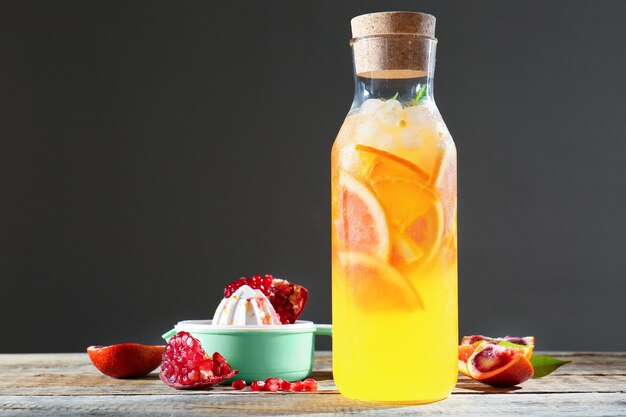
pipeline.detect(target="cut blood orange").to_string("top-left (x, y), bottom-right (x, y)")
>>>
top-left (336, 173), bottom-right (390, 260)
top-left (466, 341), bottom-right (534, 387)
top-left (338, 251), bottom-right (424, 310)
top-left (459, 335), bottom-right (535, 378)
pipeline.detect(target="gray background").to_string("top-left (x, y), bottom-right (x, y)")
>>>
top-left (1, 0), bottom-right (625, 353)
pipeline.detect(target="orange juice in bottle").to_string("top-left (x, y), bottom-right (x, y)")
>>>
top-left (331, 12), bottom-right (458, 403)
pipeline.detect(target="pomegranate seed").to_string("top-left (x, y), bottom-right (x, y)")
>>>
top-left (231, 379), bottom-right (246, 390)
top-left (219, 363), bottom-right (230, 375)
top-left (281, 380), bottom-right (292, 391)
top-left (303, 378), bottom-right (317, 391)
top-left (291, 381), bottom-right (304, 392)
top-left (264, 377), bottom-right (281, 386)
top-left (213, 352), bottom-right (226, 363)
top-left (265, 383), bottom-right (279, 392)
top-left (250, 380), bottom-right (265, 391)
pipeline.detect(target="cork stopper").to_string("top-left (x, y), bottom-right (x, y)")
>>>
top-left (351, 11), bottom-right (436, 39)
top-left (350, 12), bottom-right (437, 79)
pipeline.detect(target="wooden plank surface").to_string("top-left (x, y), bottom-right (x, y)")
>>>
top-left (0, 351), bottom-right (624, 416)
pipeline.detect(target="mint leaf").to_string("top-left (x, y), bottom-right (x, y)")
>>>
top-left (498, 340), bottom-right (529, 349)
top-left (530, 355), bottom-right (571, 378)
top-left (412, 84), bottom-right (427, 104)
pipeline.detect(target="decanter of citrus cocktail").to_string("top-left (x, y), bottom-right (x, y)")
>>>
top-left (331, 12), bottom-right (458, 403)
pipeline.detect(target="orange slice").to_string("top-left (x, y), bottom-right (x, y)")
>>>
top-left (335, 173), bottom-right (390, 260)
top-left (355, 144), bottom-right (430, 183)
top-left (370, 176), bottom-right (436, 227)
top-left (370, 176), bottom-right (444, 268)
top-left (389, 231), bottom-right (425, 267)
top-left (338, 251), bottom-right (424, 311)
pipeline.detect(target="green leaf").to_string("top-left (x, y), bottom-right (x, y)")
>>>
top-left (390, 92), bottom-right (399, 100)
top-left (530, 355), bottom-right (571, 378)
top-left (412, 84), bottom-right (427, 104)
top-left (498, 340), bottom-right (529, 349)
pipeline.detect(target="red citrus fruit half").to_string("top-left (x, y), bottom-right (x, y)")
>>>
top-left (87, 343), bottom-right (165, 379)
top-left (458, 335), bottom-right (535, 379)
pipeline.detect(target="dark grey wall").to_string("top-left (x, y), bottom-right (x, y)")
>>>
top-left (1, 1), bottom-right (625, 353)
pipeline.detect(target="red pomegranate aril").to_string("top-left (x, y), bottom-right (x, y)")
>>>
top-left (291, 380), bottom-right (304, 392)
top-left (281, 380), bottom-right (292, 391)
top-left (250, 380), bottom-right (265, 391)
top-left (265, 383), bottom-right (279, 392)
top-left (303, 378), bottom-right (318, 391)
top-left (231, 379), bottom-right (246, 390)
top-left (188, 369), bottom-right (200, 383)
top-left (220, 363), bottom-right (232, 375)
top-left (264, 377), bottom-right (281, 386)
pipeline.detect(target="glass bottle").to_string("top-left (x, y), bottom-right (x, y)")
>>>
top-left (331, 12), bottom-right (458, 403)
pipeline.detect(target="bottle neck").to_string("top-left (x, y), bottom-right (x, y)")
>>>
top-left (350, 35), bottom-right (437, 109)
top-left (352, 71), bottom-right (434, 109)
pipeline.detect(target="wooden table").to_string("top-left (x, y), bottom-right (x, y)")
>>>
top-left (0, 351), bottom-right (624, 416)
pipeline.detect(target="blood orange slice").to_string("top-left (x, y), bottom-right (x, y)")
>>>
top-left (338, 251), bottom-right (424, 310)
top-left (336, 173), bottom-right (390, 260)
top-left (458, 335), bottom-right (535, 378)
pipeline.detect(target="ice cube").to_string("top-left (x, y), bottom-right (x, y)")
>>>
top-left (360, 99), bottom-right (386, 114)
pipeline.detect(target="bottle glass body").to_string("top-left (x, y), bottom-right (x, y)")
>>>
top-left (331, 35), bottom-right (458, 403)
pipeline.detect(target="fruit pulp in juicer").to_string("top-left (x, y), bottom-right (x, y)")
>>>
top-left (331, 75), bottom-right (458, 402)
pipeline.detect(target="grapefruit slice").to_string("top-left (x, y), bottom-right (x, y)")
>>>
top-left (338, 251), bottom-right (424, 311)
top-left (336, 173), bottom-right (390, 260)
top-left (466, 341), bottom-right (534, 387)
